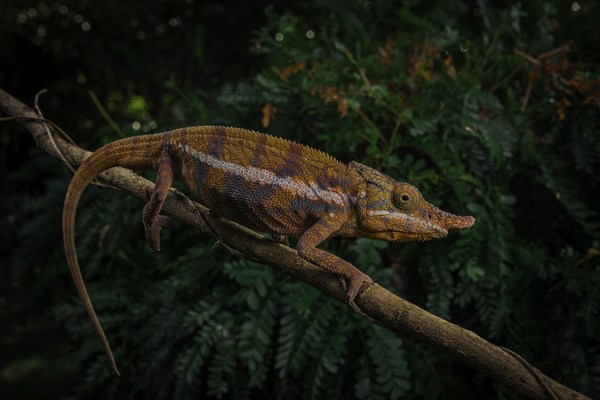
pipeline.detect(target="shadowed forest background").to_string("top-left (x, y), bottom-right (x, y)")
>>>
top-left (1, 0), bottom-right (599, 399)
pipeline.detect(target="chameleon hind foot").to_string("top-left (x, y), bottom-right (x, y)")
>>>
top-left (144, 215), bottom-right (170, 251)
top-left (142, 148), bottom-right (175, 252)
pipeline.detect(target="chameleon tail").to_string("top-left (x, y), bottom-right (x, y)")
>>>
top-left (62, 133), bottom-right (169, 375)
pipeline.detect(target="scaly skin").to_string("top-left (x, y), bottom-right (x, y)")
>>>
top-left (62, 125), bottom-right (475, 375)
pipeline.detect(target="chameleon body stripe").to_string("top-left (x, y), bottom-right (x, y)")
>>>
top-left (184, 145), bottom-right (348, 206)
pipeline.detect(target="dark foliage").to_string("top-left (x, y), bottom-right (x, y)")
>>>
top-left (1, 1), bottom-right (599, 399)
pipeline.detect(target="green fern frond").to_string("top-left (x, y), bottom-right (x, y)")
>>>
top-left (238, 295), bottom-right (278, 388)
top-left (536, 150), bottom-right (600, 240)
top-left (355, 322), bottom-right (411, 400)
top-left (207, 336), bottom-right (237, 398)
top-left (304, 310), bottom-right (349, 400)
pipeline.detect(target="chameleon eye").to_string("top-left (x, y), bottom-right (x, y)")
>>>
top-left (393, 184), bottom-right (420, 210)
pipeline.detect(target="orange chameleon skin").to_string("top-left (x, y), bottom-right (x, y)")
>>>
top-left (62, 126), bottom-right (475, 375)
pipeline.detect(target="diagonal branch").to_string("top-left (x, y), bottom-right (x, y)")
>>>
top-left (0, 88), bottom-right (589, 400)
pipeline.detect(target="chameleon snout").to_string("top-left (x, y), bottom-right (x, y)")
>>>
top-left (427, 205), bottom-right (475, 232)
top-left (416, 214), bottom-right (474, 241)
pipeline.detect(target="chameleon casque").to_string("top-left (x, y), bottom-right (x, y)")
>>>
top-left (63, 125), bottom-right (475, 375)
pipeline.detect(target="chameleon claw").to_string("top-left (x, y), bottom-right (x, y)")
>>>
top-left (349, 299), bottom-right (375, 322)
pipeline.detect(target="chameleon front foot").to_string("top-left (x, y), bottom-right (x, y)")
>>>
top-left (343, 271), bottom-right (375, 321)
top-left (346, 271), bottom-right (373, 303)
top-left (144, 215), bottom-right (170, 251)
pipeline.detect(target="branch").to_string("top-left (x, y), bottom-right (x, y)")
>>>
top-left (0, 88), bottom-right (589, 400)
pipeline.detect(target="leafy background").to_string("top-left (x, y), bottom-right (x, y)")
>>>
top-left (1, 0), bottom-right (599, 399)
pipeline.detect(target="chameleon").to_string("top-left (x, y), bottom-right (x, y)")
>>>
top-left (62, 125), bottom-right (475, 375)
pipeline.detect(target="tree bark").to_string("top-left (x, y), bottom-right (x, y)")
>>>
top-left (0, 88), bottom-right (589, 400)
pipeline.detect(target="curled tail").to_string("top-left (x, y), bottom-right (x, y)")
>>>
top-left (62, 133), bottom-right (169, 375)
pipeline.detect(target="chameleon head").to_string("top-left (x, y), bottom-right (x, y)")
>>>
top-left (348, 161), bottom-right (475, 242)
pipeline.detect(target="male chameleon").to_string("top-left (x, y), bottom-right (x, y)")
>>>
top-left (63, 125), bottom-right (475, 375)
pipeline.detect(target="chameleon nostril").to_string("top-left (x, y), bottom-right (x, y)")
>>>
top-left (428, 213), bottom-right (432, 219)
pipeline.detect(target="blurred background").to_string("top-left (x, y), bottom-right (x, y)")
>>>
top-left (1, 0), bottom-right (599, 398)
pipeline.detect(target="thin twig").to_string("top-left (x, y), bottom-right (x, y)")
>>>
top-left (33, 89), bottom-right (77, 174)
top-left (88, 90), bottom-right (126, 138)
top-left (0, 113), bottom-right (117, 191)
top-left (538, 43), bottom-right (571, 60)
top-left (514, 49), bottom-right (542, 66)
top-left (499, 346), bottom-right (559, 400)
top-left (354, 108), bottom-right (386, 146)
top-left (480, 26), bottom-right (505, 72)
top-left (521, 80), bottom-right (533, 111)
top-left (490, 65), bottom-right (524, 92)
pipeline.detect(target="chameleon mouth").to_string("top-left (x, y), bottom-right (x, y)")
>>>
top-left (418, 226), bottom-right (447, 240)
